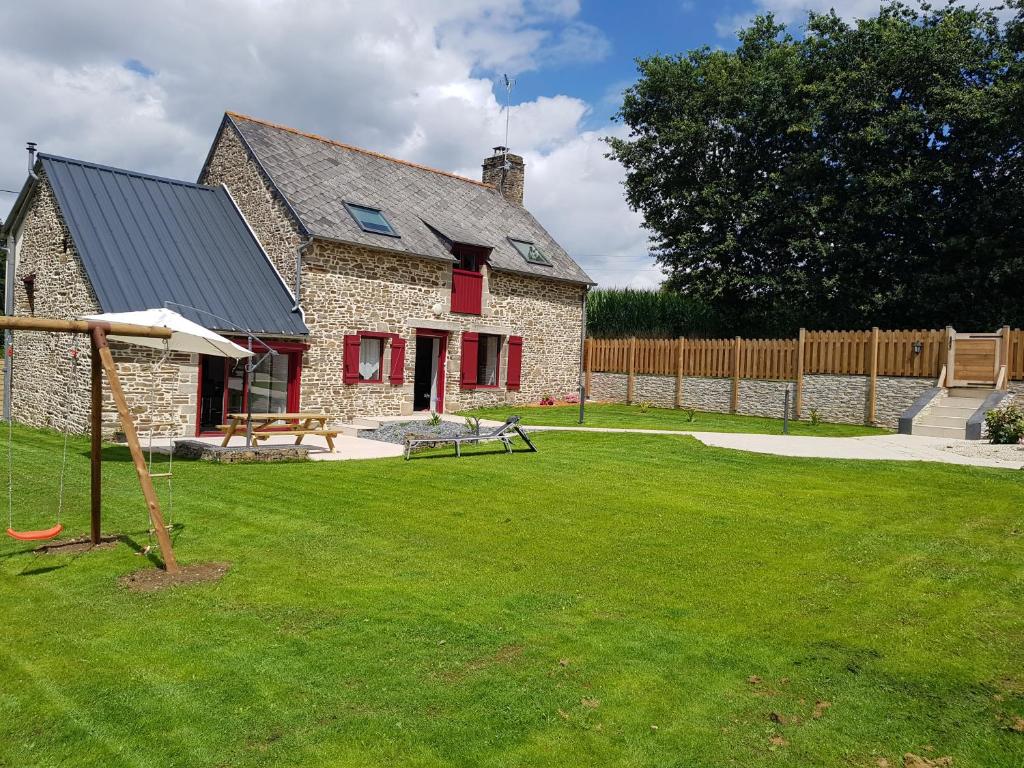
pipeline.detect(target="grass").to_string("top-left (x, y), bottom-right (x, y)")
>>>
top-left (461, 403), bottom-right (888, 437)
top-left (1, 424), bottom-right (1022, 767)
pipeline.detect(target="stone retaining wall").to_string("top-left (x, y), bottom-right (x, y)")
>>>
top-left (589, 371), bottom-right (937, 429)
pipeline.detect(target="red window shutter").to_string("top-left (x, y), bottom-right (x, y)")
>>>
top-left (343, 334), bottom-right (361, 384)
top-left (451, 269), bottom-right (483, 315)
top-left (506, 336), bottom-right (523, 390)
top-left (389, 337), bottom-right (406, 385)
top-left (460, 332), bottom-right (479, 389)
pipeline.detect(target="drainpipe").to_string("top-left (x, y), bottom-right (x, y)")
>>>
top-left (292, 238), bottom-right (312, 314)
top-left (3, 143), bottom-right (38, 421)
top-left (578, 285), bottom-right (589, 425)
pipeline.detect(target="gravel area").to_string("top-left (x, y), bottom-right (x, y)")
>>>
top-left (938, 440), bottom-right (1024, 463)
top-left (359, 420), bottom-right (474, 445)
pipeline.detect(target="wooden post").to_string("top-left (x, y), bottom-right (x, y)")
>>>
top-left (868, 327), bottom-right (880, 425)
top-left (674, 337), bottom-right (685, 408)
top-left (731, 336), bottom-right (741, 413)
top-left (584, 339), bottom-right (592, 398)
top-left (91, 327), bottom-right (179, 574)
top-left (795, 328), bottom-right (805, 419)
top-left (626, 337), bottom-right (636, 404)
top-left (1000, 325), bottom-right (1011, 391)
top-left (90, 338), bottom-right (102, 545)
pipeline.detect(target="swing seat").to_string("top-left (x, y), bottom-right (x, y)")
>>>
top-left (6, 524), bottom-right (64, 542)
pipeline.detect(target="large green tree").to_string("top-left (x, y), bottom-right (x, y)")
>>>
top-left (608, 2), bottom-right (1024, 336)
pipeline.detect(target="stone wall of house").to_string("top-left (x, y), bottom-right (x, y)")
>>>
top-left (299, 240), bottom-right (584, 421)
top-left (202, 124), bottom-right (586, 421)
top-left (588, 371), bottom-right (937, 429)
top-left (199, 121), bottom-right (303, 287)
top-left (8, 172), bottom-right (199, 438)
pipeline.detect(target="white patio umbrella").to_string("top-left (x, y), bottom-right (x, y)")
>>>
top-left (82, 308), bottom-right (253, 358)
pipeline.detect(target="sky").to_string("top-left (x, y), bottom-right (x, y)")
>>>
top-left (0, 0), bottom-right (955, 288)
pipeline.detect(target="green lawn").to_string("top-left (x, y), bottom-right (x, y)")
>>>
top-left (462, 403), bottom-right (888, 437)
top-left (1, 425), bottom-right (1022, 767)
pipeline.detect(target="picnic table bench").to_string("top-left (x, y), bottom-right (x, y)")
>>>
top-left (218, 412), bottom-right (338, 451)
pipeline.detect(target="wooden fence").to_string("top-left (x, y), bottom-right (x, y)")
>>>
top-left (585, 327), bottom-right (1023, 421)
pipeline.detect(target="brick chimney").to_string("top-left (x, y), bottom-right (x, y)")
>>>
top-left (482, 146), bottom-right (524, 206)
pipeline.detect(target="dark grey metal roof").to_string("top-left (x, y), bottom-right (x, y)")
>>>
top-left (221, 113), bottom-right (594, 286)
top-left (40, 154), bottom-right (307, 336)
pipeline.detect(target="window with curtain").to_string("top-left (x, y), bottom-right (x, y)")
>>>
top-left (359, 337), bottom-right (383, 382)
top-left (476, 334), bottom-right (500, 387)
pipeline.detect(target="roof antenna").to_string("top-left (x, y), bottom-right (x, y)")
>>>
top-left (502, 74), bottom-right (516, 154)
top-left (500, 74), bottom-right (516, 188)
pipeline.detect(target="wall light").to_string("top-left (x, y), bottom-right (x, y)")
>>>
top-left (912, 340), bottom-right (923, 355)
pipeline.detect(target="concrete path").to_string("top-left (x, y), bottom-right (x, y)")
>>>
top-left (523, 425), bottom-right (1024, 470)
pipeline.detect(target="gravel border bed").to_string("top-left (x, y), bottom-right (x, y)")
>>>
top-left (359, 420), bottom-right (474, 446)
top-left (938, 441), bottom-right (1024, 463)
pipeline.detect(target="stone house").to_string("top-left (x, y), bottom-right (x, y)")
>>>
top-left (2, 113), bottom-right (593, 436)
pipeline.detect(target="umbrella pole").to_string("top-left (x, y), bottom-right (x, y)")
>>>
top-left (245, 335), bottom-right (253, 448)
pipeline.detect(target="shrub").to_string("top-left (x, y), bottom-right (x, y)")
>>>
top-left (637, 400), bottom-right (653, 414)
top-left (683, 408), bottom-right (697, 423)
top-left (539, 396), bottom-right (555, 406)
top-left (427, 411), bottom-right (442, 427)
top-left (808, 409), bottom-right (822, 427)
top-left (985, 404), bottom-right (1024, 444)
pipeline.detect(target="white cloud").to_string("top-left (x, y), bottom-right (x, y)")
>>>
top-left (519, 126), bottom-right (661, 288)
top-left (0, 0), bottom-right (654, 287)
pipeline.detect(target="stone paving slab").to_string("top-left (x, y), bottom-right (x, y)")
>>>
top-left (181, 433), bottom-right (404, 461)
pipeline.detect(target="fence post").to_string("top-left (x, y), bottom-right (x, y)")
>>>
top-left (674, 337), bottom-right (685, 408)
top-left (942, 325), bottom-right (953, 371)
top-left (626, 337), bottom-right (636, 404)
top-left (731, 336), bottom-right (741, 413)
top-left (584, 339), bottom-right (592, 398)
top-left (1001, 325), bottom-right (1011, 391)
top-left (795, 328), bottom-right (805, 419)
top-left (868, 326), bottom-right (880, 425)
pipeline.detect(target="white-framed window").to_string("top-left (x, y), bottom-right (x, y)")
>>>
top-left (359, 336), bottom-right (384, 382)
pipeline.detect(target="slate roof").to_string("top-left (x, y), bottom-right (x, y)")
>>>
top-left (36, 154), bottom-right (307, 336)
top-left (218, 112), bottom-right (594, 286)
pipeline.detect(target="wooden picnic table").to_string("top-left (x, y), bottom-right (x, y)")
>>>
top-left (218, 412), bottom-right (336, 450)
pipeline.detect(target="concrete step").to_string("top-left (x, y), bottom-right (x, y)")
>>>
top-left (912, 424), bottom-right (967, 439)
top-left (940, 396), bottom-right (987, 408)
top-left (917, 415), bottom-right (969, 429)
top-left (927, 405), bottom-right (978, 419)
top-left (947, 387), bottom-right (993, 400)
top-left (350, 417), bottom-right (381, 429)
top-left (337, 424), bottom-right (362, 437)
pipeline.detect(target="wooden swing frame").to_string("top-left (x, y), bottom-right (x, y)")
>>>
top-left (1, 316), bottom-right (180, 573)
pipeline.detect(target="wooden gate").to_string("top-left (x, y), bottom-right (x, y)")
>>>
top-left (947, 331), bottom-right (1003, 387)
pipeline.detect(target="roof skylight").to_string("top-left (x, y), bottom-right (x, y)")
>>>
top-left (345, 202), bottom-right (399, 237)
top-left (509, 238), bottom-right (552, 266)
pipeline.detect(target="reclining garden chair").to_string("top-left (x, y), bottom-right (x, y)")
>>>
top-left (404, 415), bottom-right (537, 460)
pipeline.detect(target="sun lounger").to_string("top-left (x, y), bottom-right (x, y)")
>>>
top-left (404, 415), bottom-right (537, 460)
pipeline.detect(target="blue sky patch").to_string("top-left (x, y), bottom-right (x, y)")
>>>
top-left (123, 58), bottom-right (155, 78)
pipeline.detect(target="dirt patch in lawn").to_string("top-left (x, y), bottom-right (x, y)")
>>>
top-left (440, 644), bottom-right (524, 682)
top-left (119, 562), bottom-right (230, 592)
top-left (35, 536), bottom-right (121, 555)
